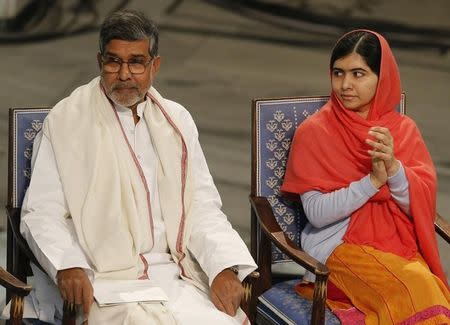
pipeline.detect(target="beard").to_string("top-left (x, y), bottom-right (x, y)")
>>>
top-left (105, 81), bottom-right (145, 108)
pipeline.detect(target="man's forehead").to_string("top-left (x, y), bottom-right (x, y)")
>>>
top-left (104, 39), bottom-right (151, 57)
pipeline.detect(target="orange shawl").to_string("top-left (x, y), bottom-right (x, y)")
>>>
top-left (281, 30), bottom-right (447, 286)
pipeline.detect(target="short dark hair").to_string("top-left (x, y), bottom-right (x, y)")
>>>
top-left (330, 30), bottom-right (381, 76)
top-left (99, 9), bottom-right (159, 57)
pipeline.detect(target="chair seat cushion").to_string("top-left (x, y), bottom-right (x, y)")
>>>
top-left (257, 279), bottom-right (341, 325)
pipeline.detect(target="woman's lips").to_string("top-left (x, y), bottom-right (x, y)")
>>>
top-left (341, 94), bottom-right (356, 100)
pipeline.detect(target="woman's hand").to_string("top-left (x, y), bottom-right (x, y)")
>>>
top-left (366, 126), bottom-right (400, 177)
top-left (369, 156), bottom-right (387, 189)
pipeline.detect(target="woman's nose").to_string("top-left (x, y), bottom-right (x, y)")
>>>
top-left (341, 74), bottom-right (352, 90)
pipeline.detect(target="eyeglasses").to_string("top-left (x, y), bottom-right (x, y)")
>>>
top-left (101, 56), bottom-right (153, 74)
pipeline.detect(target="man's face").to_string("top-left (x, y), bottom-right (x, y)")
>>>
top-left (98, 39), bottom-right (160, 108)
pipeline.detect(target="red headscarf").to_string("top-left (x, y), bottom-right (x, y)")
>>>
top-left (281, 30), bottom-right (447, 286)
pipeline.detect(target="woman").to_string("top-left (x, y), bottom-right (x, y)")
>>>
top-left (281, 30), bottom-right (450, 324)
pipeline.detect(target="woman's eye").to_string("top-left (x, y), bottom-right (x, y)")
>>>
top-left (354, 71), bottom-right (364, 78)
top-left (333, 70), bottom-right (342, 77)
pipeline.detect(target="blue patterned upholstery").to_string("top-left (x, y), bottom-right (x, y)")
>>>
top-left (254, 96), bottom-right (329, 263)
top-left (9, 108), bottom-right (50, 208)
top-left (253, 95), bottom-right (405, 324)
top-left (257, 280), bottom-right (341, 325)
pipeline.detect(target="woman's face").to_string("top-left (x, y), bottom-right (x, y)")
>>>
top-left (331, 52), bottom-right (379, 119)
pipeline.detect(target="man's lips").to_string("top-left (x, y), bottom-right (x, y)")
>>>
top-left (113, 86), bottom-right (138, 91)
top-left (112, 82), bottom-right (138, 90)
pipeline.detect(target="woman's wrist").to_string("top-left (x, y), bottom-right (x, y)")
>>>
top-left (370, 173), bottom-right (384, 189)
top-left (386, 160), bottom-right (400, 177)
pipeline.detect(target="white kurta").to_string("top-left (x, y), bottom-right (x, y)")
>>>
top-left (19, 98), bottom-right (256, 324)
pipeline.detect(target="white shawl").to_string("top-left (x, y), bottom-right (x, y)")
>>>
top-left (43, 77), bottom-right (208, 290)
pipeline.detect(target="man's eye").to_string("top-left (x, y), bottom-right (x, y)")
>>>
top-left (129, 60), bottom-right (145, 65)
top-left (106, 57), bottom-right (121, 64)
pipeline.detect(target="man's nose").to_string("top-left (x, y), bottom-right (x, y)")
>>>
top-left (118, 62), bottom-right (132, 80)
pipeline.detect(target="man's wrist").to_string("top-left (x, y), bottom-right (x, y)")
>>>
top-left (226, 265), bottom-right (239, 275)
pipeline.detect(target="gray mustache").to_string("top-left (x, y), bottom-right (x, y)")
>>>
top-left (112, 84), bottom-right (138, 90)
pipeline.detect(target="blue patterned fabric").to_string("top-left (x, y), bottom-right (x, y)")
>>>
top-left (254, 97), bottom-right (328, 262)
top-left (11, 108), bottom-right (50, 208)
top-left (257, 280), bottom-right (341, 325)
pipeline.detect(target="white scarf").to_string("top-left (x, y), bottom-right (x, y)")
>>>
top-left (43, 77), bottom-right (208, 290)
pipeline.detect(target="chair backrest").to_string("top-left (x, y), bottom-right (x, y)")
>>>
top-left (8, 107), bottom-right (51, 209)
top-left (251, 95), bottom-right (405, 263)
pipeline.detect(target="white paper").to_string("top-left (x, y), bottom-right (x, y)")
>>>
top-left (93, 279), bottom-right (168, 306)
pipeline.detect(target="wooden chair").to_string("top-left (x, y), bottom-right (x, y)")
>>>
top-left (4, 107), bottom-right (76, 324)
top-left (3, 107), bottom-right (258, 324)
top-left (248, 95), bottom-right (450, 325)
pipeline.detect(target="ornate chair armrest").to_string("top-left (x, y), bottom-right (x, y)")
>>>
top-left (250, 195), bottom-right (328, 325)
top-left (242, 271), bottom-right (260, 301)
top-left (6, 207), bottom-right (76, 324)
top-left (0, 267), bottom-right (31, 296)
top-left (250, 196), bottom-right (328, 276)
top-left (240, 270), bottom-right (260, 321)
top-left (0, 267), bottom-right (32, 325)
top-left (435, 213), bottom-right (450, 244)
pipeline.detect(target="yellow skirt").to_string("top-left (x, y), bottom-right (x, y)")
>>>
top-left (298, 243), bottom-right (450, 325)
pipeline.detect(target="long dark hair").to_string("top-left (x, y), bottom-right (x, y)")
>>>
top-left (330, 31), bottom-right (381, 76)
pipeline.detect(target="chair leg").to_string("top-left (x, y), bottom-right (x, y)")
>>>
top-left (250, 229), bottom-right (273, 324)
top-left (251, 208), bottom-right (257, 261)
top-left (6, 222), bottom-right (13, 303)
top-left (9, 295), bottom-right (24, 325)
top-left (242, 273), bottom-right (260, 324)
top-left (311, 273), bottom-right (327, 325)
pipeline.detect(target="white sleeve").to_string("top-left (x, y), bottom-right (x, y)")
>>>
top-left (186, 131), bottom-right (257, 286)
top-left (20, 131), bottom-right (93, 284)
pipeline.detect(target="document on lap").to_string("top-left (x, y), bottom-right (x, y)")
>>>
top-left (93, 280), bottom-right (169, 306)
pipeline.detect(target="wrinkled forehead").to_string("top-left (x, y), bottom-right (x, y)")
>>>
top-left (103, 39), bottom-right (151, 57)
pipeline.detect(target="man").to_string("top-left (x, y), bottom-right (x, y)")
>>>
top-left (20, 9), bottom-right (256, 324)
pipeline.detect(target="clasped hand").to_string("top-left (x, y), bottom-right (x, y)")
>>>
top-left (366, 126), bottom-right (399, 189)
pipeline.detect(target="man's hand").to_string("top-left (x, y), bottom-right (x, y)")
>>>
top-left (210, 268), bottom-right (244, 317)
top-left (56, 267), bottom-right (93, 321)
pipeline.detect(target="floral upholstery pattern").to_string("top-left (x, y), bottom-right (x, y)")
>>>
top-left (254, 96), bottom-right (328, 262)
top-left (10, 108), bottom-right (50, 208)
top-left (257, 280), bottom-right (341, 325)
